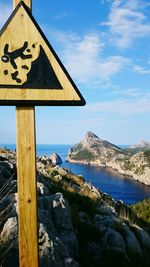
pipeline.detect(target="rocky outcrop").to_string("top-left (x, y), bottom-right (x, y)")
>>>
top-left (50, 153), bottom-right (62, 165)
top-left (0, 193), bottom-right (79, 267)
top-left (38, 192), bottom-right (79, 267)
top-left (67, 132), bottom-right (150, 186)
top-left (1, 149), bottom-right (150, 267)
top-left (37, 153), bottom-right (62, 167)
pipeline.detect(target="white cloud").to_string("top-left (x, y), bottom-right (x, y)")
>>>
top-left (63, 35), bottom-right (130, 83)
top-left (47, 29), bottom-right (130, 84)
top-left (102, 0), bottom-right (150, 48)
top-left (85, 93), bottom-right (150, 116)
top-left (0, 3), bottom-right (12, 29)
top-left (133, 64), bottom-right (150, 74)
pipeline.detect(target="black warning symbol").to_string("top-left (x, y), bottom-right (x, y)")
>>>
top-left (0, 41), bottom-right (62, 89)
top-left (0, 0), bottom-right (85, 107)
top-left (1, 42), bottom-right (32, 70)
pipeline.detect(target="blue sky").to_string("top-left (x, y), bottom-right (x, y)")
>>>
top-left (0, 0), bottom-right (150, 145)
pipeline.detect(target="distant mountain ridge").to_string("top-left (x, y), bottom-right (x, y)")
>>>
top-left (67, 132), bottom-right (150, 186)
top-left (131, 140), bottom-right (150, 148)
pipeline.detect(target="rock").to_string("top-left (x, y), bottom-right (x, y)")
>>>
top-left (38, 192), bottom-right (79, 260)
top-left (38, 155), bottom-right (52, 166)
top-left (79, 212), bottom-right (89, 222)
top-left (94, 214), bottom-right (118, 229)
top-left (37, 161), bottom-right (47, 170)
top-left (64, 258), bottom-right (79, 267)
top-left (103, 227), bottom-right (125, 250)
top-left (97, 202), bottom-right (116, 215)
top-left (102, 247), bottom-right (131, 267)
top-left (121, 223), bottom-right (142, 257)
top-left (0, 155), bottom-right (8, 161)
top-left (50, 153), bottom-right (62, 165)
top-left (37, 182), bottom-right (49, 196)
top-left (1, 192), bottom-right (79, 267)
top-left (0, 217), bottom-right (18, 247)
top-left (39, 223), bottom-right (70, 267)
top-left (51, 193), bottom-right (79, 258)
top-left (0, 162), bottom-right (14, 180)
top-left (85, 242), bottom-right (103, 266)
top-left (53, 165), bottom-right (68, 176)
top-left (51, 193), bottom-right (73, 230)
top-left (132, 225), bottom-right (150, 251)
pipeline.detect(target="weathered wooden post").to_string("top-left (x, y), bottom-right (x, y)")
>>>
top-left (0, 0), bottom-right (85, 266)
top-left (14, 1), bottom-right (38, 266)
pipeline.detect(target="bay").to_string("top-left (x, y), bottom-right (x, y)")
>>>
top-left (1, 143), bottom-right (150, 205)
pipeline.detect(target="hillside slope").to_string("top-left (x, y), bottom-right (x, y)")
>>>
top-left (0, 149), bottom-right (150, 267)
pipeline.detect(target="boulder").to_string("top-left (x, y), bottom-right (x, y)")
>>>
top-left (37, 182), bottom-right (49, 196)
top-left (50, 153), bottom-right (62, 165)
top-left (0, 217), bottom-right (18, 247)
top-left (0, 191), bottom-right (79, 267)
top-left (132, 225), bottom-right (150, 251)
top-left (121, 223), bottom-right (142, 257)
top-left (53, 165), bottom-right (68, 176)
top-left (51, 193), bottom-right (79, 258)
top-left (103, 227), bottom-right (125, 249)
top-left (39, 223), bottom-right (71, 267)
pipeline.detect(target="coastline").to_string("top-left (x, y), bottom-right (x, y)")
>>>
top-left (67, 158), bottom-right (150, 186)
top-left (1, 144), bottom-right (150, 203)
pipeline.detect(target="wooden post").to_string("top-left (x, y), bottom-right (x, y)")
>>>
top-left (15, 1), bottom-right (38, 267)
top-left (16, 108), bottom-right (38, 267)
top-left (13, 0), bottom-right (32, 9)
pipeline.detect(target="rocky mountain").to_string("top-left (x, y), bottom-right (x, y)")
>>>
top-left (67, 132), bottom-right (150, 186)
top-left (67, 131), bottom-right (125, 165)
top-left (0, 149), bottom-right (150, 267)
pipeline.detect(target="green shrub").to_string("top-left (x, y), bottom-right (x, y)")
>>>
top-left (134, 166), bottom-right (144, 175)
top-left (131, 198), bottom-right (150, 224)
top-left (121, 159), bottom-right (133, 171)
top-left (144, 150), bottom-right (150, 167)
top-left (72, 149), bottom-right (94, 161)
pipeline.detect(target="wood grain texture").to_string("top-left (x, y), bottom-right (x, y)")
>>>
top-left (16, 107), bottom-right (39, 267)
top-left (15, 3), bottom-right (38, 267)
top-left (13, 0), bottom-right (32, 9)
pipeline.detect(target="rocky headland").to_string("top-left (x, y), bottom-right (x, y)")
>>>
top-left (67, 132), bottom-right (150, 186)
top-left (0, 148), bottom-right (150, 267)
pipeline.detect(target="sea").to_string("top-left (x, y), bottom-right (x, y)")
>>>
top-left (1, 143), bottom-right (150, 205)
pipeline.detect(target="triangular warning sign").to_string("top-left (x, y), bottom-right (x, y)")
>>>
top-left (0, 1), bottom-right (85, 106)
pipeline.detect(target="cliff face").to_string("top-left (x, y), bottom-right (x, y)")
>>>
top-left (67, 132), bottom-right (150, 186)
top-left (1, 149), bottom-right (150, 267)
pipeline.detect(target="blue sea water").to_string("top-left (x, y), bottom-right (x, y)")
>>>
top-left (1, 143), bottom-right (150, 205)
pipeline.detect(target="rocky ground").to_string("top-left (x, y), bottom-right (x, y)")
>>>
top-left (67, 132), bottom-right (150, 186)
top-left (0, 148), bottom-right (150, 267)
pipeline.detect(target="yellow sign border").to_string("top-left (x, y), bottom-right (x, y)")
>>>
top-left (0, 1), bottom-right (85, 106)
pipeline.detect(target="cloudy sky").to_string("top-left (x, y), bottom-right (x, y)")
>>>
top-left (0, 0), bottom-right (150, 145)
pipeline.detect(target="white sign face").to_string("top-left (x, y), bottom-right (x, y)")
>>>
top-left (0, 1), bottom-right (85, 106)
